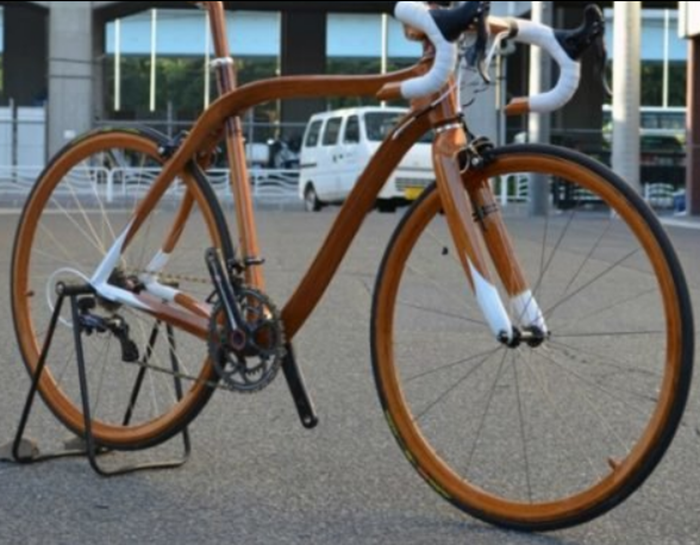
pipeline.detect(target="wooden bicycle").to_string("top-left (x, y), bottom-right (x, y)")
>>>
top-left (11, 1), bottom-right (693, 531)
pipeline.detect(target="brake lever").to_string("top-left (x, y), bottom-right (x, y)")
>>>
top-left (464, 1), bottom-right (491, 84)
top-left (596, 35), bottom-right (613, 99)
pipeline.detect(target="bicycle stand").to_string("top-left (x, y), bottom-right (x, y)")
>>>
top-left (0, 282), bottom-right (191, 477)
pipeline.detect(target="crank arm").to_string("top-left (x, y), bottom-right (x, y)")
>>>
top-left (204, 248), bottom-right (246, 346)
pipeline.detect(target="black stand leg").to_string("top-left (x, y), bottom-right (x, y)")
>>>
top-left (2, 283), bottom-right (191, 477)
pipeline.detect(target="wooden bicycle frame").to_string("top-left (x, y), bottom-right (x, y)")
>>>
top-left (93, 1), bottom-right (537, 344)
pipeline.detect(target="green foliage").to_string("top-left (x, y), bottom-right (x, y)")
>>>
top-left (604, 60), bottom-right (687, 107)
top-left (104, 55), bottom-right (279, 121)
top-left (325, 58), bottom-right (415, 110)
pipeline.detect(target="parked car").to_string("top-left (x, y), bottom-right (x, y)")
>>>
top-left (298, 107), bottom-right (434, 212)
top-left (638, 134), bottom-right (685, 167)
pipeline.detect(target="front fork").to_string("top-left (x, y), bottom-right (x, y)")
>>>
top-left (433, 128), bottom-right (547, 345)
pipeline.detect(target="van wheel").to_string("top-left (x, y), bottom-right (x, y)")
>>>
top-left (304, 184), bottom-right (322, 212)
top-left (377, 200), bottom-right (397, 213)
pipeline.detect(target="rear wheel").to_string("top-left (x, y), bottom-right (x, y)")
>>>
top-left (371, 145), bottom-right (693, 530)
top-left (11, 128), bottom-right (234, 451)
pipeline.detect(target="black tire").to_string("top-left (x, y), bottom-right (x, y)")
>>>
top-left (304, 184), bottom-right (322, 212)
top-left (11, 126), bottom-right (236, 451)
top-left (376, 199), bottom-right (397, 213)
top-left (371, 144), bottom-right (693, 531)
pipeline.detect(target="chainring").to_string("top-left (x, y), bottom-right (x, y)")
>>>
top-left (208, 287), bottom-right (286, 393)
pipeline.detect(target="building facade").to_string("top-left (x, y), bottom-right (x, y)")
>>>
top-left (0, 1), bottom-right (688, 170)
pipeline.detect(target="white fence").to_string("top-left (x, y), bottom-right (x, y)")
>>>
top-left (492, 174), bottom-right (678, 211)
top-left (0, 166), bottom-right (301, 209)
top-left (0, 107), bottom-right (47, 168)
top-left (1, 166), bottom-right (678, 212)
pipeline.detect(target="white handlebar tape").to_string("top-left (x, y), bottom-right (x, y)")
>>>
top-left (514, 20), bottom-right (581, 113)
top-left (394, 2), bottom-right (458, 99)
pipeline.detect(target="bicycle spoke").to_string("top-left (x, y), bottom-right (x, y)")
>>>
top-left (558, 217), bottom-right (614, 303)
top-left (405, 346), bottom-right (503, 384)
top-left (126, 307), bottom-right (200, 394)
top-left (134, 204), bottom-right (157, 274)
top-left (89, 336), bottom-right (113, 421)
top-left (544, 248), bottom-right (642, 319)
top-left (398, 300), bottom-right (487, 328)
top-left (90, 165), bottom-right (118, 246)
top-left (512, 351), bottom-right (533, 504)
top-left (540, 344), bottom-right (660, 417)
top-left (66, 169), bottom-right (108, 255)
top-left (539, 204), bottom-right (550, 288)
top-left (520, 348), bottom-right (600, 478)
top-left (465, 349), bottom-right (509, 474)
top-left (555, 287), bottom-right (658, 334)
top-left (129, 316), bottom-right (172, 416)
top-left (54, 345), bottom-right (77, 391)
top-left (515, 207), bottom-right (579, 328)
top-left (128, 313), bottom-right (180, 409)
top-left (536, 348), bottom-right (632, 455)
top-left (37, 223), bottom-right (91, 273)
top-left (48, 196), bottom-right (106, 257)
top-left (414, 348), bottom-right (503, 423)
top-left (554, 330), bottom-right (665, 339)
top-left (547, 339), bottom-right (661, 381)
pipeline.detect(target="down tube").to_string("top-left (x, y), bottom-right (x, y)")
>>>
top-left (281, 113), bottom-right (433, 340)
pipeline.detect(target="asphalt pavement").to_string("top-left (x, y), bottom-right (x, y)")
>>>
top-left (0, 206), bottom-right (699, 545)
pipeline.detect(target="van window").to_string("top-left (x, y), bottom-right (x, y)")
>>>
top-left (322, 117), bottom-right (343, 146)
top-left (365, 112), bottom-right (402, 142)
top-left (364, 112), bottom-right (434, 144)
top-left (343, 116), bottom-right (360, 144)
top-left (304, 120), bottom-right (323, 148)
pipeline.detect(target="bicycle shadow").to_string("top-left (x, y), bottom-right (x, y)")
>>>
top-left (306, 512), bottom-right (588, 545)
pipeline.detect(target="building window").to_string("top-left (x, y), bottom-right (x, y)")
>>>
top-left (104, 9), bottom-right (280, 137)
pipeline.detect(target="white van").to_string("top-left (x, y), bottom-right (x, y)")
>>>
top-left (298, 107), bottom-right (434, 212)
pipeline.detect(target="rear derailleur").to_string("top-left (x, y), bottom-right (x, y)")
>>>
top-left (76, 296), bottom-right (140, 363)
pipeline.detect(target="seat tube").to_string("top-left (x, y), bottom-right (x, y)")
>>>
top-left (207, 1), bottom-right (265, 290)
top-left (428, 89), bottom-right (513, 342)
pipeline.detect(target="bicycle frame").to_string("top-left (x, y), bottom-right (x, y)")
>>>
top-left (90, 1), bottom-right (544, 345)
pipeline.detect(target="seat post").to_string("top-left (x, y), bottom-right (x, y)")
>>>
top-left (204, 1), bottom-right (266, 291)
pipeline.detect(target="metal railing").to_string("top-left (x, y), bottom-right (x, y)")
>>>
top-left (492, 174), bottom-right (682, 211)
top-left (0, 166), bottom-right (301, 209)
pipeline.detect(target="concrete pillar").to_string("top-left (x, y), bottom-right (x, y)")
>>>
top-left (92, 15), bottom-right (108, 122)
top-left (280, 11), bottom-right (327, 139)
top-left (612, 1), bottom-right (642, 194)
top-left (687, 37), bottom-right (700, 215)
top-left (3, 4), bottom-right (48, 107)
top-left (48, 2), bottom-right (95, 156)
top-left (528, 1), bottom-right (553, 216)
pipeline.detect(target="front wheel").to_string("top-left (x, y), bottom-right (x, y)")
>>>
top-left (371, 145), bottom-right (693, 531)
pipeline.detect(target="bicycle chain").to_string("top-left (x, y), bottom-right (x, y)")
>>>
top-left (123, 268), bottom-right (214, 286)
top-left (112, 268), bottom-right (284, 394)
top-left (119, 354), bottom-right (238, 393)
top-left (103, 268), bottom-right (223, 389)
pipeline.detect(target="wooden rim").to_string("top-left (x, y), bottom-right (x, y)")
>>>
top-left (373, 152), bottom-right (685, 525)
top-left (12, 131), bottom-right (223, 449)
